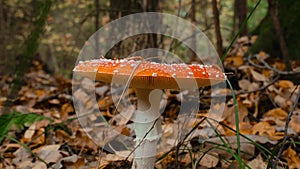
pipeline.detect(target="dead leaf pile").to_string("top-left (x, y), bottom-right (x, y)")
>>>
top-left (0, 45), bottom-right (299, 169)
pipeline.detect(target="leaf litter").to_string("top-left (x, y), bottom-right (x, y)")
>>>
top-left (0, 37), bottom-right (300, 168)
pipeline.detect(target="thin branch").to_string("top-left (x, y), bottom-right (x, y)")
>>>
top-left (248, 54), bottom-right (300, 75)
top-left (272, 87), bottom-right (300, 168)
top-left (212, 0), bottom-right (223, 57)
top-left (200, 74), bottom-right (280, 99)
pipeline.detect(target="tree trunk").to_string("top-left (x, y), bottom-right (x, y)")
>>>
top-left (94, 0), bottom-right (100, 54)
top-left (251, 0), bottom-right (300, 62)
top-left (188, 0), bottom-right (197, 62)
top-left (144, 0), bottom-right (159, 49)
top-left (234, 0), bottom-right (247, 36)
top-left (268, 0), bottom-right (292, 70)
top-left (212, 0), bottom-right (223, 57)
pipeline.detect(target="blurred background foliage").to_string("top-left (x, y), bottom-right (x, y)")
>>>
top-left (0, 0), bottom-right (268, 77)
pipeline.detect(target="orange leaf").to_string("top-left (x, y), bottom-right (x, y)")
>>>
top-left (278, 80), bottom-right (294, 89)
top-left (290, 111), bottom-right (300, 133)
top-left (283, 147), bottom-right (300, 168)
top-left (252, 121), bottom-right (275, 137)
top-left (263, 108), bottom-right (288, 121)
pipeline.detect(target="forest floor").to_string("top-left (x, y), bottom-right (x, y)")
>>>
top-left (0, 36), bottom-right (300, 169)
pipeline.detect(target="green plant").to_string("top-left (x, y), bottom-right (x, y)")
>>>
top-left (0, 111), bottom-right (52, 143)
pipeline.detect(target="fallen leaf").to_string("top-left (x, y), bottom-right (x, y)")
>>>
top-left (278, 80), bottom-right (294, 89)
top-left (54, 155), bottom-right (86, 169)
top-left (204, 135), bottom-right (255, 160)
top-left (250, 69), bottom-right (268, 82)
top-left (263, 108), bottom-right (288, 121)
top-left (225, 55), bottom-right (244, 67)
top-left (290, 111), bottom-right (300, 133)
top-left (61, 103), bottom-right (75, 120)
top-left (98, 96), bottom-right (113, 110)
top-left (111, 105), bottom-right (135, 126)
top-left (273, 61), bottom-right (286, 71)
top-left (32, 161), bottom-right (47, 169)
top-left (13, 147), bottom-right (32, 166)
top-left (257, 51), bottom-right (269, 61)
top-left (247, 154), bottom-right (267, 169)
top-left (48, 99), bottom-right (60, 104)
top-left (199, 152), bottom-right (219, 168)
top-left (222, 101), bottom-right (249, 126)
top-left (34, 144), bottom-right (62, 163)
top-left (252, 121), bottom-right (275, 137)
top-left (283, 147), bottom-right (300, 169)
top-left (274, 95), bottom-right (290, 109)
top-left (238, 79), bottom-right (251, 91)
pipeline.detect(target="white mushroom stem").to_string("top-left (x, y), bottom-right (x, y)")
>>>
top-left (132, 88), bottom-right (163, 169)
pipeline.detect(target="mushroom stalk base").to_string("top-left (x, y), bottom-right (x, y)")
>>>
top-left (132, 89), bottom-right (162, 169)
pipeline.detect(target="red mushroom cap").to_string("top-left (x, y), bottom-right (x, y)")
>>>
top-left (73, 58), bottom-right (225, 89)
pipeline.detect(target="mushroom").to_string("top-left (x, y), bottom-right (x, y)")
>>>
top-left (73, 58), bottom-right (225, 169)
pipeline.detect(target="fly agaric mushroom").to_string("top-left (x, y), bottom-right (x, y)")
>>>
top-left (73, 58), bottom-right (225, 169)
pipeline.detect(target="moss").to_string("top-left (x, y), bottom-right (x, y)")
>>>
top-left (250, 0), bottom-right (300, 61)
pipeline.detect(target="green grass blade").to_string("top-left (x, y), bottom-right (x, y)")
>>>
top-left (220, 0), bottom-right (262, 63)
top-left (0, 111), bottom-right (51, 143)
top-left (226, 78), bottom-right (243, 167)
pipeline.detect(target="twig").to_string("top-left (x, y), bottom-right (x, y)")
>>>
top-left (272, 87), bottom-right (300, 168)
top-left (248, 54), bottom-right (300, 75)
top-left (200, 74), bottom-right (280, 99)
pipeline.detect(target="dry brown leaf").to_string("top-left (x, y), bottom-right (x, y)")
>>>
top-left (226, 55), bottom-right (244, 67)
top-left (114, 125), bottom-right (131, 136)
top-left (274, 95), bottom-right (291, 109)
top-left (96, 85), bottom-right (109, 96)
top-left (239, 122), bottom-right (253, 134)
top-left (61, 102), bottom-right (75, 120)
top-left (282, 147), bottom-right (300, 169)
top-left (247, 154), bottom-right (267, 169)
top-left (290, 111), bottom-right (300, 133)
top-left (199, 152), bottom-right (219, 168)
top-left (104, 153), bottom-right (128, 162)
top-left (257, 51), bottom-right (269, 61)
top-left (48, 98), bottom-right (60, 104)
top-left (21, 120), bottom-right (48, 146)
top-left (156, 154), bottom-right (174, 169)
top-left (111, 105), bottom-right (135, 126)
top-left (98, 96), bottom-right (113, 110)
top-left (263, 108), bottom-right (288, 121)
top-left (81, 78), bottom-right (95, 91)
top-left (204, 135), bottom-right (255, 160)
top-left (278, 80), bottom-right (294, 89)
top-left (32, 161), bottom-right (47, 169)
top-left (252, 121), bottom-right (275, 137)
top-left (250, 69), bottom-right (268, 82)
top-left (13, 147), bottom-right (32, 166)
top-left (34, 144), bottom-right (62, 163)
top-left (238, 79), bottom-right (259, 91)
top-left (273, 61), bottom-right (286, 71)
top-left (23, 122), bottom-right (36, 140)
top-left (238, 79), bottom-right (250, 91)
top-left (35, 89), bottom-right (47, 101)
top-left (262, 69), bottom-right (272, 78)
top-left (222, 101), bottom-right (249, 126)
top-left (71, 157), bottom-right (85, 169)
top-left (73, 88), bottom-right (91, 106)
top-left (74, 129), bottom-right (99, 152)
top-left (55, 155), bottom-right (86, 169)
